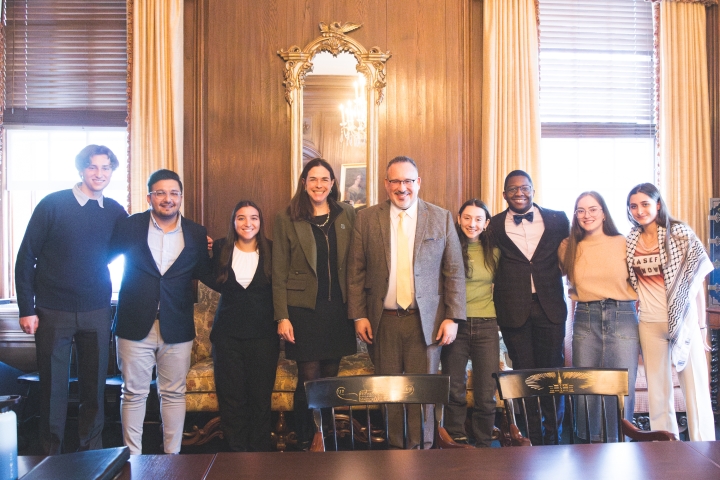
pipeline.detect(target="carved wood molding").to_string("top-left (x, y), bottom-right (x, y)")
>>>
top-left (278, 22), bottom-right (391, 107)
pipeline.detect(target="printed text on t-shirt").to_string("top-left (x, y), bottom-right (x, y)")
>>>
top-left (633, 254), bottom-right (662, 276)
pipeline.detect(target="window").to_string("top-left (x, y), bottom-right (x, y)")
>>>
top-left (1, 0), bottom-right (128, 298)
top-left (538, 0), bottom-right (655, 232)
top-left (3, 128), bottom-right (128, 297)
top-left (2, 0), bottom-right (128, 125)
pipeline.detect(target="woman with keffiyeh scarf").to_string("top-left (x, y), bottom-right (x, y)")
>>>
top-left (626, 183), bottom-right (714, 441)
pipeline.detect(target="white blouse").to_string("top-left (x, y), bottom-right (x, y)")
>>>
top-left (232, 246), bottom-right (259, 288)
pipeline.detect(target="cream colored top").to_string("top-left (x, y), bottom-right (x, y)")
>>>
top-left (632, 236), bottom-right (667, 323)
top-left (558, 233), bottom-right (637, 302)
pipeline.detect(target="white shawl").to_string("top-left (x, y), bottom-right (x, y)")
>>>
top-left (626, 223), bottom-right (712, 371)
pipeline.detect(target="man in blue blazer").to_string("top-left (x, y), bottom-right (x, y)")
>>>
top-left (489, 170), bottom-right (569, 445)
top-left (110, 169), bottom-right (211, 455)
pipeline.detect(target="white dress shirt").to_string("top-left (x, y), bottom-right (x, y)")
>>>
top-left (504, 206), bottom-right (545, 293)
top-left (148, 213), bottom-right (185, 276)
top-left (384, 201), bottom-right (419, 309)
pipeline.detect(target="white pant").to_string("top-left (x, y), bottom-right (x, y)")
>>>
top-left (117, 321), bottom-right (193, 454)
top-left (638, 320), bottom-right (715, 441)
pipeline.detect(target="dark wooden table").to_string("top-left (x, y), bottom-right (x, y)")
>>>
top-left (19, 442), bottom-right (720, 480)
top-left (18, 453), bottom-right (215, 479)
top-left (206, 442), bottom-right (720, 480)
top-left (685, 441), bottom-right (720, 468)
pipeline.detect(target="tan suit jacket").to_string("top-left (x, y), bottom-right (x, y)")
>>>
top-left (347, 199), bottom-right (466, 345)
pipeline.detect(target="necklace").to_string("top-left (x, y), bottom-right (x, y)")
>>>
top-left (315, 213), bottom-right (330, 227)
top-left (639, 233), bottom-right (658, 250)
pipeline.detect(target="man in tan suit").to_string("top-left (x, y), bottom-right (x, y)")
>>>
top-left (347, 156), bottom-right (466, 448)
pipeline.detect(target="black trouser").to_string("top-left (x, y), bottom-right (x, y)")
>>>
top-left (213, 335), bottom-right (279, 452)
top-left (35, 306), bottom-right (112, 455)
top-left (500, 298), bottom-right (566, 445)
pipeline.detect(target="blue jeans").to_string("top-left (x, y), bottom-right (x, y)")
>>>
top-left (441, 317), bottom-right (499, 447)
top-left (572, 300), bottom-right (639, 442)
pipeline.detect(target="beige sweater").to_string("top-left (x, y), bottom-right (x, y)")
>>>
top-left (558, 233), bottom-right (637, 302)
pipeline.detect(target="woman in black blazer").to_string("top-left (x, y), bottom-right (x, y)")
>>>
top-left (204, 200), bottom-right (279, 452)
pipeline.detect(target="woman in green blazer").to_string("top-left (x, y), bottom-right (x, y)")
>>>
top-left (272, 158), bottom-right (357, 449)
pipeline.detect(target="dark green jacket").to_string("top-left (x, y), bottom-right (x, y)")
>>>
top-left (272, 201), bottom-right (356, 320)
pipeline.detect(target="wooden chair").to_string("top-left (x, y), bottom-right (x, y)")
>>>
top-left (494, 367), bottom-right (676, 446)
top-left (304, 374), bottom-right (472, 451)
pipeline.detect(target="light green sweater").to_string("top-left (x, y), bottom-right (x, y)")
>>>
top-left (465, 242), bottom-right (499, 318)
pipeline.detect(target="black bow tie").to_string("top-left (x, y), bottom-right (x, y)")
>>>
top-left (513, 212), bottom-right (534, 225)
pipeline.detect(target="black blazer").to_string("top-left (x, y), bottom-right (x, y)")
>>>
top-left (489, 204), bottom-right (569, 328)
top-left (205, 238), bottom-right (275, 341)
top-left (110, 210), bottom-right (212, 344)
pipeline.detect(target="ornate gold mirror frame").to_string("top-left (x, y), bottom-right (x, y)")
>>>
top-left (278, 22), bottom-right (391, 205)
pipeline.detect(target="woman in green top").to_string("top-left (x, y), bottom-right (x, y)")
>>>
top-left (441, 199), bottom-right (499, 447)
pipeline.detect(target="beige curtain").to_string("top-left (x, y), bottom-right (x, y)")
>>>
top-left (481, 0), bottom-right (541, 215)
top-left (656, 0), bottom-right (715, 243)
top-left (128, 0), bottom-right (184, 214)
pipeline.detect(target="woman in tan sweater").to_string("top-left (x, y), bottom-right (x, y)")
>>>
top-left (558, 191), bottom-right (639, 442)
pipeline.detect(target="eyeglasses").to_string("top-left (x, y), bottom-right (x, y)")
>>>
top-left (149, 190), bottom-right (182, 199)
top-left (505, 186), bottom-right (532, 195)
top-left (575, 207), bottom-right (603, 217)
top-left (387, 179), bottom-right (417, 187)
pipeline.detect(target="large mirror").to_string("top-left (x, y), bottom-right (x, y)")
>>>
top-left (278, 22), bottom-right (391, 206)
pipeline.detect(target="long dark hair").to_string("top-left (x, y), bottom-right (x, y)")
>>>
top-left (216, 200), bottom-right (272, 284)
top-left (626, 183), bottom-right (682, 259)
top-left (456, 199), bottom-right (496, 279)
top-left (288, 158), bottom-right (340, 221)
top-left (563, 191), bottom-right (620, 285)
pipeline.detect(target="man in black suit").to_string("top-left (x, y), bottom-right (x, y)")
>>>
top-left (110, 169), bottom-right (211, 455)
top-left (489, 170), bottom-right (569, 445)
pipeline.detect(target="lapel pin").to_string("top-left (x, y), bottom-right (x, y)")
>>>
top-left (341, 224), bottom-right (345, 229)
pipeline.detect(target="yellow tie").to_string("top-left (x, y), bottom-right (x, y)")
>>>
top-left (396, 211), bottom-right (412, 309)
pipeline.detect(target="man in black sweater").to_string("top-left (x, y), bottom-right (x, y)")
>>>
top-left (15, 145), bottom-right (127, 455)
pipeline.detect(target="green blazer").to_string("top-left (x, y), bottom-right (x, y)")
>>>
top-left (272, 201), bottom-right (356, 320)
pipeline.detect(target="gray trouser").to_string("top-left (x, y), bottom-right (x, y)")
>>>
top-left (117, 320), bottom-right (193, 454)
top-left (35, 306), bottom-right (112, 455)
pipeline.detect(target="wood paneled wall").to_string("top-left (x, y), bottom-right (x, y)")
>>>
top-left (183, 0), bottom-right (482, 239)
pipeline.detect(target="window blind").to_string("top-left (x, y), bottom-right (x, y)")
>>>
top-left (2, 0), bottom-right (127, 126)
top-left (539, 0), bottom-right (654, 136)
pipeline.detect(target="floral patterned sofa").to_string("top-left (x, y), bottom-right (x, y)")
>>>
top-left (182, 283), bottom-right (375, 450)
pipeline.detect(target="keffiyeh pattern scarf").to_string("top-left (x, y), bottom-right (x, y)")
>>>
top-left (626, 224), bottom-right (713, 371)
